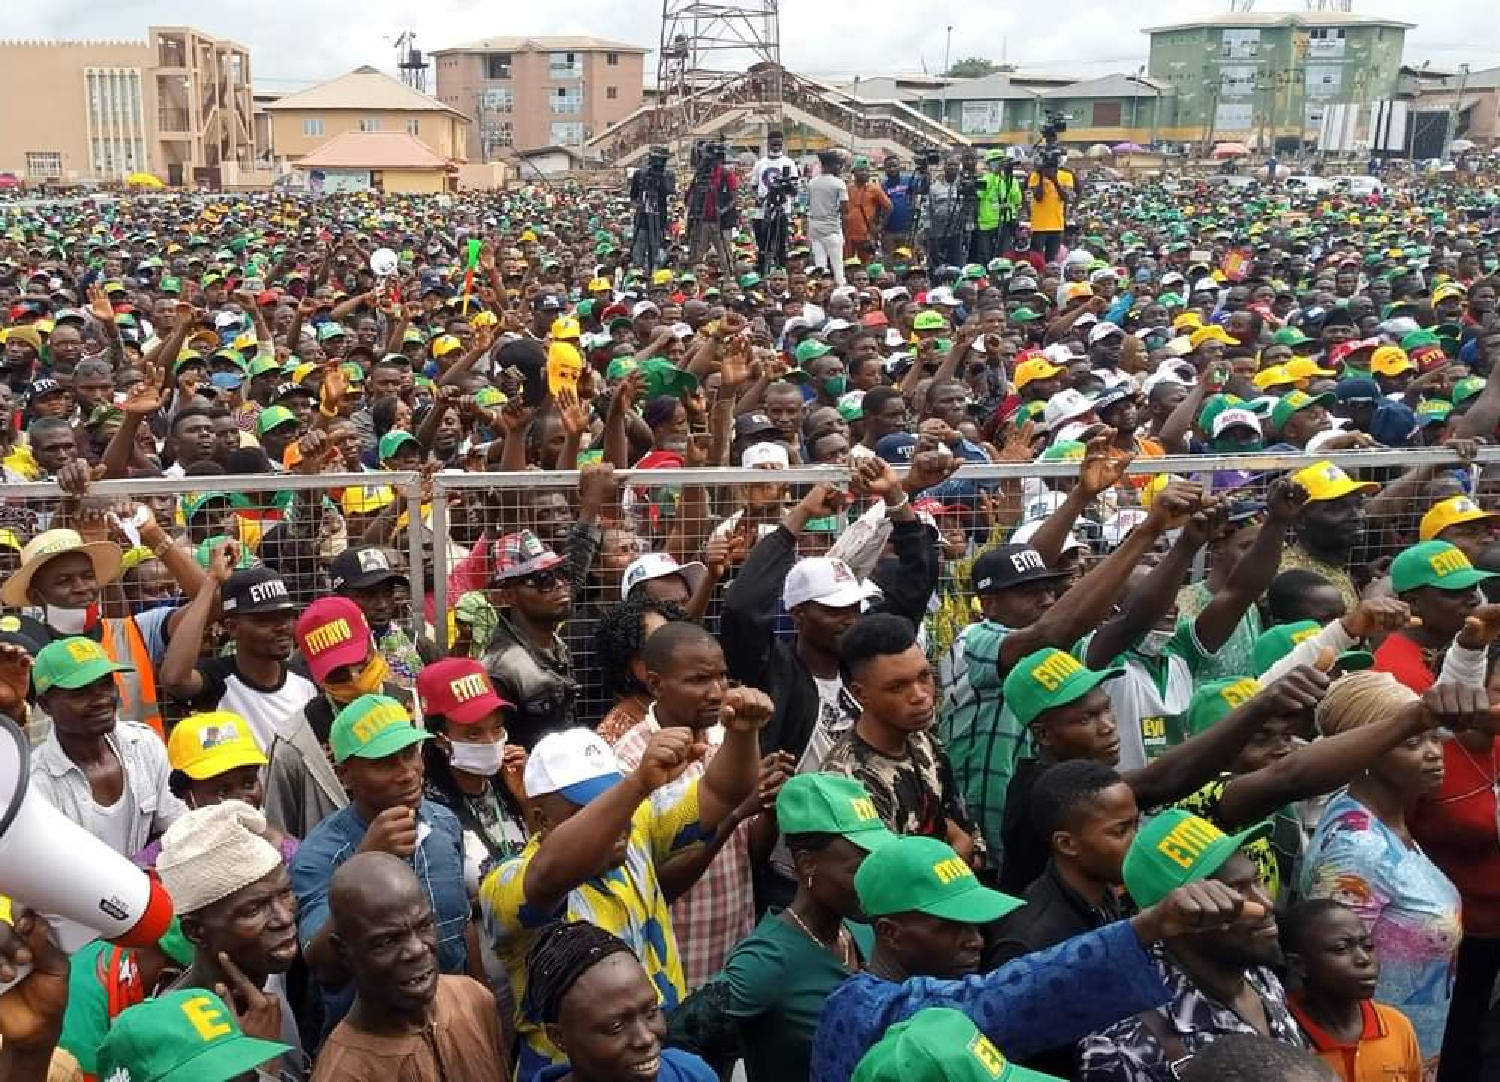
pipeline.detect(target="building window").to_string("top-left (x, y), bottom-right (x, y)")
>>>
top-left (607, 85), bottom-right (618, 100)
top-left (486, 54), bottom-right (512, 79)
top-left (550, 120), bottom-right (584, 145)
top-left (479, 87), bottom-right (514, 112)
top-left (552, 86), bottom-right (584, 114)
top-left (406, 118), bottom-right (420, 135)
top-left (481, 121), bottom-right (513, 155)
top-left (358, 117), bottom-right (381, 132)
top-left (302, 117), bottom-right (324, 137)
top-left (1092, 101), bottom-right (1122, 127)
top-left (549, 51), bottom-right (580, 79)
top-left (25, 151), bottom-right (62, 179)
top-left (606, 51), bottom-right (619, 65)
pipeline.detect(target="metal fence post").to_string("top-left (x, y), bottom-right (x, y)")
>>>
top-left (430, 478), bottom-right (451, 658)
top-left (403, 476), bottom-right (428, 651)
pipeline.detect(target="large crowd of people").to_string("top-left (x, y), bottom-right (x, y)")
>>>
top-left (1, 142), bottom-right (1500, 1082)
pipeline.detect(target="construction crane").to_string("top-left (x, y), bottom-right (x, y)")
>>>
top-left (393, 30), bottom-right (429, 92)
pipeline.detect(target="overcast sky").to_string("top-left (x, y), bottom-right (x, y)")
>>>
top-left (3, 1), bottom-right (1494, 89)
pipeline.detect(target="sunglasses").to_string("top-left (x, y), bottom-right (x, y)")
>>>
top-left (515, 568), bottom-right (563, 593)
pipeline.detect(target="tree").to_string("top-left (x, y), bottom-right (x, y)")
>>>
top-left (945, 57), bottom-right (1000, 78)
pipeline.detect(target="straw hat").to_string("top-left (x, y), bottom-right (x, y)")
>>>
top-left (0, 529), bottom-right (123, 607)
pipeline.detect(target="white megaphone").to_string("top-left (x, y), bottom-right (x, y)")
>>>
top-left (0, 713), bottom-right (174, 990)
top-left (369, 247), bottom-right (399, 278)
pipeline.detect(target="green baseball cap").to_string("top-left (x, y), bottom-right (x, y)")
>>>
top-left (97, 988), bottom-right (290, 1082)
top-left (193, 534), bottom-right (255, 571)
top-left (1122, 808), bottom-right (1271, 908)
top-left (316, 321), bottom-right (348, 341)
top-left (1250, 620), bottom-right (1321, 677)
top-left (775, 773), bottom-right (897, 851)
top-left (33, 636), bottom-right (131, 694)
top-left (1038, 440), bottom-right (1085, 462)
top-left (1451, 376), bottom-right (1486, 405)
top-left (1271, 326), bottom-right (1312, 348)
top-left (1008, 307), bottom-right (1041, 324)
top-left (912, 312), bottom-right (946, 332)
top-left (181, 490), bottom-right (234, 522)
top-left (1184, 677), bottom-right (1261, 737)
top-left (1003, 648), bottom-right (1122, 727)
top-left (606, 357), bottom-right (639, 380)
top-left (853, 1008), bottom-right (1065, 1082)
top-left (639, 357), bottom-right (700, 400)
top-left (1269, 389), bottom-right (1333, 433)
top-left (254, 405), bottom-right (298, 436)
top-left (795, 339), bottom-right (834, 363)
top-left (247, 357), bottom-right (280, 378)
top-left (1417, 399), bottom-right (1453, 427)
top-left (379, 429), bottom-right (422, 462)
top-left (1391, 540), bottom-right (1497, 594)
top-left (330, 693), bottom-right (431, 764)
top-left (855, 835), bottom-right (1023, 923)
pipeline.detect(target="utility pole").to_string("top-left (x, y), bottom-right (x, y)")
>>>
top-left (943, 26), bottom-right (953, 76)
top-left (1442, 63), bottom-right (1471, 164)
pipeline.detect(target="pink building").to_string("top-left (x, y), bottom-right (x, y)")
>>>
top-left (432, 36), bottom-right (647, 161)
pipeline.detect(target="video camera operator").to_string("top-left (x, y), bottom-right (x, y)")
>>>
top-left (974, 150), bottom-right (1025, 264)
top-left (1026, 112), bottom-right (1076, 264)
top-left (752, 131), bottom-right (798, 273)
top-left (686, 140), bottom-right (737, 270)
top-left (628, 145), bottom-right (675, 272)
top-left (924, 155), bottom-right (973, 270)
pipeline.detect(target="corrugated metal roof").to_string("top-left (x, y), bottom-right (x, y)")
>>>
top-left (1038, 73), bottom-right (1174, 99)
top-left (294, 131), bottom-right (449, 169)
top-left (265, 66), bottom-right (466, 117)
top-left (434, 35), bottom-right (648, 54)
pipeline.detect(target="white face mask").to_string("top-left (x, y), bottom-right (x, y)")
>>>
top-left (45, 604), bottom-right (94, 635)
top-left (448, 739), bottom-right (505, 777)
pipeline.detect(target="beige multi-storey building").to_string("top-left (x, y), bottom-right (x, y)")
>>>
top-left (0, 25), bottom-right (260, 187)
top-left (432, 36), bottom-right (647, 160)
top-left (265, 66), bottom-right (470, 166)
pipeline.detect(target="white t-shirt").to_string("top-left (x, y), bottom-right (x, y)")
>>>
top-left (190, 658), bottom-right (319, 750)
top-left (752, 154), bottom-right (799, 218)
top-left (79, 789), bottom-right (138, 857)
top-left (806, 175), bottom-right (849, 236)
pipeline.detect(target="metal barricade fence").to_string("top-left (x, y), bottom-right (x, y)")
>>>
top-left (2, 448), bottom-right (1495, 725)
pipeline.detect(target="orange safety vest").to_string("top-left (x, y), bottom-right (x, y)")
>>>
top-left (101, 617), bottom-right (164, 740)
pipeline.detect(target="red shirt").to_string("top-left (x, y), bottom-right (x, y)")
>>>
top-left (1372, 632), bottom-right (1435, 693)
top-left (1412, 735), bottom-right (1500, 936)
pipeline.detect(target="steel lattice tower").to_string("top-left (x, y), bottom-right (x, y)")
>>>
top-left (657, 0), bottom-right (782, 129)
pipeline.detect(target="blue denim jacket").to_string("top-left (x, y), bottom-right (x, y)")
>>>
top-left (290, 799), bottom-right (470, 1028)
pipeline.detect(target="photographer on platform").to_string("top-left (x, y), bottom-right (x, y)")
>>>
top-left (628, 146), bottom-right (676, 272)
top-left (686, 140), bottom-right (738, 269)
top-left (924, 156), bottom-right (971, 270)
top-left (753, 131), bottom-right (799, 273)
top-left (1027, 114), bottom-right (1075, 265)
top-left (973, 151), bottom-right (1024, 264)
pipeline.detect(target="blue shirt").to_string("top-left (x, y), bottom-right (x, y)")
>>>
top-left (883, 175), bottom-right (914, 233)
top-left (290, 799), bottom-right (470, 1027)
top-left (809, 919), bottom-right (1169, 1082)
top-left (535, 1047), bottom-right (717, 1082)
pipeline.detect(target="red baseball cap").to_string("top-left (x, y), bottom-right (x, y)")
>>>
top-left (417, 658), bottom-right (511, 725)
top-left (295, 597), bottom-right (371, 683)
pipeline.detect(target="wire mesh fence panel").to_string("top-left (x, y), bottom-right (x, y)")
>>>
top-left (0, 449), bottom-right (1492, 734)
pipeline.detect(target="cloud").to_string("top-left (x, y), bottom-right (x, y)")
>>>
top-left (2, 1), bottom-right (1495, 88)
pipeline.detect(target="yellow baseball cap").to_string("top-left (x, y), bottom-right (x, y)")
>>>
top-left (1370, 346), bottom-right (1415, 377)
top-left (1014, 357), bottom-right (1064, 390)
top-left (1420, 495), bottom-right (1500, 542)
top-left (588, 277), bottom-right (613, 292)
top-left (1171, 312), bottom-right (1204, 332)
top-left (1189, 325), bottom-right (1238, 349)
top-left (1253, 365), bottom-right (1296, 392)
top-left (431, 334), bottom-right (463, 358)
top-left (1432, 283), bottom-right (1467, 305)
top-left (167, 711), bottom-right (268, 780)
top-left (651, 268), bottom-right (674, 286)
top-left (1293, 460), bottom-right (1381, 502)
top-left (1285, 356), bottom-right (1334, 381)
top-left (550, 316), bottom-right (582, 340)
top-left (471, 310), bottom-right (498, 328)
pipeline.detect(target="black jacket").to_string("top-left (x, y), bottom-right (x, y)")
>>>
top-left (721, 517), bottom-right (939, 762)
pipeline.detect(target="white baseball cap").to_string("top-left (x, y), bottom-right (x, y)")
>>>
top-left (741, 441), bottom-right (790, 468)
top-left (1211, 408), bottom-right (1262, 438)
top-left (1088, 321), bottom-right (1123, 344)
top-left (621, 553), bottom-right (708, 600)
top-left (926, 286), bottom-right (962, 307)
top-left (823, 318), bottom-right (855, 333)
top-left (524, 728), bottom-right (624, 803)
top-left (782, 556), bottom-right (880, 610)
top-left (1010, 517), bottom-right (1086, 554)
top-left (631, 300), bottom-right (661, 318)
top-left (1043, 388), bottom-right (1097, 431)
